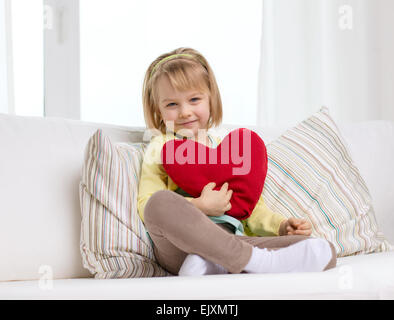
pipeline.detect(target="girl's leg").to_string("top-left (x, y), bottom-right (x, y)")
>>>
top-left (237, 234), bottom-right (337, 271)
top-left (144, 190), bottom-right (336, 275)
top-left (144, 190), bottom-right (253, 275)
top-left (179, 233), bottom-right (336, 276)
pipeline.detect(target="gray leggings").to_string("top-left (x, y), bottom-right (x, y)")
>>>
top-left (144, 190), bottom-right (336, 275)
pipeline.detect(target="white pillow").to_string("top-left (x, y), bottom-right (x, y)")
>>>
top-left (262, 107), bottom-right (393, 256)
top-left (80, 129), bottom-right (168, 278)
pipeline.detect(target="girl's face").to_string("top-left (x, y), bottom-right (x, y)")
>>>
top-left (156, 75), bottom-right (211, 138)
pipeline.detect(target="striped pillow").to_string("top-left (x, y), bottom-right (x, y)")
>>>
top-left (79, 129), bottom-right (168, 278)
top-left (263, 107), bottom-right (392, 257)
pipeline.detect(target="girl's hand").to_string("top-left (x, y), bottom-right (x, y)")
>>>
top-left (191, 182), bottom-right (233, 217)
top-left (279, 217), bottom-right (312, 236)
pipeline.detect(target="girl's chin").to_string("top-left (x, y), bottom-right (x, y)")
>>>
top-left (174, 129), bottom-right (197, 138)
top-left (175, 127), bottom-right (208, 138)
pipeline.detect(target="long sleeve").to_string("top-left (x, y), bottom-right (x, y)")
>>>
top-left (137, 132), bottom-right (212, 222)
top-left (241, 196), bottom-right (287, 236)
top-left (137, 135), bottom-right (168, 222)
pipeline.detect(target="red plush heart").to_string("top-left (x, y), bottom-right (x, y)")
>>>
top-left (161, 128), bottom-right (267, 220)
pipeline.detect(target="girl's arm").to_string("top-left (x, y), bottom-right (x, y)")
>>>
top-left (137, 136), bottom-right (168, 222)
top-left (242, 196), bottom-right (287, 237)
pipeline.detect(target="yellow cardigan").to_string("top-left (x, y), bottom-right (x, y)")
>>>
top-left (137, 132), bottom-right (287, 237)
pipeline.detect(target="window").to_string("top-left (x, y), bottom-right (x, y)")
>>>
top-left (10, 0), bottom-right (44, 117)
top-left (8, 1), bottom-right (262, 127)
top-left (80, 0), bottom-right (262, 127)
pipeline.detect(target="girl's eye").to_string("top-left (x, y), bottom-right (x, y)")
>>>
top-left (166, 98), bottom-right (200, 107)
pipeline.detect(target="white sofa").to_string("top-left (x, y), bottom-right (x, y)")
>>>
top-left (0, 113), bottom-right (393, 300)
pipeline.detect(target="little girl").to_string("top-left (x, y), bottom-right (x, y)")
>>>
top-left (137, 47), bottom-right (336, 276)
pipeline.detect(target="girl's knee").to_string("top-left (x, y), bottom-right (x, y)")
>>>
top-left (147, 190), bottom-right (173, 208)
top-left (144, 190), bottom-right (174, 225)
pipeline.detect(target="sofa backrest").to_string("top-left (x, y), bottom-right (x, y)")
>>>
top-left (338, 121), bottom-right (394, 246)
top-left (0, 114), bottom-right (145, 281)
top-left (0, 113), bottom-right (393, 281)
top-left (217, 122), bottom-right (394, 247)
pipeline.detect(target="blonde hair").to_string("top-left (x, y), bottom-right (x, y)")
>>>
top-left (142, 47), bottom-right (223, 134)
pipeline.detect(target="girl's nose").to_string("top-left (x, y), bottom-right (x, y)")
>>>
top-left (179, 104), bottom-right (192, 118)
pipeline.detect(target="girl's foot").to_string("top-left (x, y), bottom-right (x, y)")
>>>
top-left (178, 254), bottom-right (228, 276)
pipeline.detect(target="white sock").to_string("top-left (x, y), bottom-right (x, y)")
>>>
top-left (243, 238), bottom-right (332, 274)
top-left (178, 254), bottom-right (228, 276)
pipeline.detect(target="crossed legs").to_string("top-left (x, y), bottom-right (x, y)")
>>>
top-left (144, 190), bottom-right (336, 275)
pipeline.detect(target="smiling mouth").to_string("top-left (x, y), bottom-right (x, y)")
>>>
top-left (178, 120), bottom-right (197, 125)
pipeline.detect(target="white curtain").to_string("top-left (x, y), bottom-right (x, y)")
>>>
top-left (258, 0), bottom-right (394, 127)
top-left (0, 0), bottom-right (13, 114)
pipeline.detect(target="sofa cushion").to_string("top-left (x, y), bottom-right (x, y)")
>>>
top-left (79, 129), bottom-right (168, 278)
top-left (1, 251), bottom-right (394, 299)
top-left (0, 113), bottom-right (148, 281)
top-left (262, 107), bottom-right (392, 256)
top-left (338, 121), bottom-right (394, 245)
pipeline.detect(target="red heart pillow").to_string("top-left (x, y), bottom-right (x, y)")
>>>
top-left (161, 128), bottom-right (267, 220)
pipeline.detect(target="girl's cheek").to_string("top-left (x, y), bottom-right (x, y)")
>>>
top-left (170, 110), bottom-right (180, 120)
top-left (163, 109), bottom-right (178, 120)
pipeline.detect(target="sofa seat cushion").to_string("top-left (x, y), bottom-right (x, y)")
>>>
top-left (1, 251), bottom-right (393, 300)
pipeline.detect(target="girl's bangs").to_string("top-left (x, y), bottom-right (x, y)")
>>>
top-left (165, 62), bottom-right (210, 95)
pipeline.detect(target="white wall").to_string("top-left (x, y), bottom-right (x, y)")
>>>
top-left (374, 0), bottom-right (394, 121)
top-left (320, 0), bottom-right (373, 123)
top-left (260, 0), bottom-right (323, 126)
top-left (321, 0), bottom-right (394, 123)
top-left (259, 0), bottom-right (394, 127)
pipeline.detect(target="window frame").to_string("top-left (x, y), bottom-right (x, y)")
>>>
top-left (1, 0), bottom-right (14, 114)
top-left (43, 0), bottom-right (80, 119)
top-left (42, 0), bottom-right (264, 126)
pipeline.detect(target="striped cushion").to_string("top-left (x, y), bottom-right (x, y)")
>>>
top-left (263, 107), bottom-right (392, 257)
top-left (79, 129), bottom-right (168, 278)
